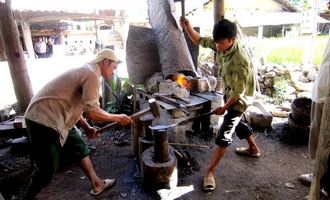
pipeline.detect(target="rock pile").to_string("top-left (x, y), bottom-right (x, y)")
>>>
top-left (257, 63), bottom-right (316, 100)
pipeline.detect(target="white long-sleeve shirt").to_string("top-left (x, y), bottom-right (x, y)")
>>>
top-left (311, 37), bottom-right (330, 103)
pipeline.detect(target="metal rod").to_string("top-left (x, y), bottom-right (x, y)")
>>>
top-left (169, 142), bottom-right (210, 149)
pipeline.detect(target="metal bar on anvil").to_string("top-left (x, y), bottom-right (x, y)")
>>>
top-left (154, 94), bottom-right (181, 107)
top-left (135, 89), bottom-right (221, 109)
top-left (170, 94), bottom-right (191, 104)
top-left (154, 95), bottom-right (189, 115)
top-left (154, 93), bottom-right (190, 105)
top-left (190, 92), bottom-right (211, 101)
top-left (190, 91), bottom-right (223, 101)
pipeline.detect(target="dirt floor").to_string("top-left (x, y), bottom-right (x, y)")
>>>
top-left (0, 118), bottom-right (316, 200)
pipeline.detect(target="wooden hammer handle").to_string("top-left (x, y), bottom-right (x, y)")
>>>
top-left (96, 108), bottom-right (151, 134)
top-left (96, 121), bottom-right (118, 134)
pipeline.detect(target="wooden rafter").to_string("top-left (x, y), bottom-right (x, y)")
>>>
top-left (14, 11), bottom-right (122, 23)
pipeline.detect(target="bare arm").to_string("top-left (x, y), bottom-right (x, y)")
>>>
top-left (84, 108), bottom-right (132, 126)
top-left (77, 115), bottom-right (99, 139)
top-left (78, 115), bottom-right (93, 130)
top-left (213, 97), bottom-right (238, 115)
top-left (180, 17), bottom-right (201, 45)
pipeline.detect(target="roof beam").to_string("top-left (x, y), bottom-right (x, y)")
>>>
top-left (19, 14), bottom-right (120, 23)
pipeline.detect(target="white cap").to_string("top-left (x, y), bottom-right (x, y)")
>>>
top-left (90, 49), bottom-right (121, 64)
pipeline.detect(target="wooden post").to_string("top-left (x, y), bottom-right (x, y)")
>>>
top-left (181, 0), bottom-right (185, 17)
top-left (308, 95), bottom-right (330, 200)
top-left (214, 0), bottom-right (225, 23)
top-left (308, 2), bottom-right (329, 197)
top-left (213, 0), bottom-right (225, 77)
top-left (0, 31), bottom-right (5, 60)
top-left (131, 119), bottom-right (143, 156)
top-left (20, 18), bottom-right (35, 59)
top-left (58, 31), bottom-right (64, 45)
top-left (0, 0), bottom-right (33, 113)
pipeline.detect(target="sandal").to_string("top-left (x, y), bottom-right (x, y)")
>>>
top-left (203, 176), bottom-right (216, 191)
top-left (90, 179), bottom-right (116, 196)
top-left (236, 147), bottom-right (260, 158)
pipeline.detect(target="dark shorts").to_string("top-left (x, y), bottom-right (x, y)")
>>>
top-left (25, 119), bottom-right (90, 175)
top-left (215, 108), bottom-right (253, 147)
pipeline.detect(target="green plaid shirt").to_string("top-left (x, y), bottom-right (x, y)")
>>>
top-left (199, 37), bottom-right (255, 112)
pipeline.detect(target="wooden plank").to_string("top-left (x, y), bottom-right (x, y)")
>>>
top-left (0, 116), bottom-right (27, 138)
top-left (19, 13), bottom-right (119, 23)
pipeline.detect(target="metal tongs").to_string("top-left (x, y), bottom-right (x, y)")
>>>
top-left (149, 110), bottom-right (216, 131)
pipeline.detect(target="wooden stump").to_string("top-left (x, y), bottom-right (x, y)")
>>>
top-left (131, 120), bottom-right (143, 156)
top-left (138, 137), bottom-right (154, 165)
top-left (141, 146), bottom-right (177, 191)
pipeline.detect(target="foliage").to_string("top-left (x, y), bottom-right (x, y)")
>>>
top-left (288, 0), bottom-right (310, 10)
top-left (272, 77), bottom-right (289, 105)
top-left (289, 0), bottom-right (329, 10)
top-left (104, 76), bottom-right (133, 115)
top-left (267, 47), bottom-right (303, 64)
top-left (252, 36), bottom-right (328, 66)
top-left (198, 35), bottom-right (328, 71)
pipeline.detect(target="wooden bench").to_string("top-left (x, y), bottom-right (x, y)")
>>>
top-left (0, 116), bottom-right (27, 138)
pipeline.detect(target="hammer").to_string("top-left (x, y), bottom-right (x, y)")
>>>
top-left (97, 98), bottom-right (160, 134)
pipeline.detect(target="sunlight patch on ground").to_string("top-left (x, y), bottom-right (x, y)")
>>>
top-left (157, 185), bottom-right (194, 200)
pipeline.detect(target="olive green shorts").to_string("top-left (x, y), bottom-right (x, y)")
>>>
top-left (25, 119), bottom-right (90, 175)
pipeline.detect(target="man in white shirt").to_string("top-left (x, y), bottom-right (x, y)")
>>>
top-left (25, 49), bottom-right (132, 199)
top-left (33, 36), bottom-right (47, 58)
top-left (298, 28), bottom-right (330, 197)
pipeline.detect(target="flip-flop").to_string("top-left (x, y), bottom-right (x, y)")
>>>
top-left (90, 179), bottom-right (116, 196)
top-left (298, 173), bottom-right (313, 185)
top-left (236, 147), bottom-right (260, 158)
top-left (203, 176), bottom-right (216, 191)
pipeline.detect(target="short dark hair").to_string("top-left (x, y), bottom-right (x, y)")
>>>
top-left (212, 19), bottom-right (237, 42)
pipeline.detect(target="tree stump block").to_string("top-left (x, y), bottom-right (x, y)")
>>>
top-left (141, 146), bottom-right (177, 191)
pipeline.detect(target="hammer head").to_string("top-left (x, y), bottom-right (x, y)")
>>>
top-left (148, 98), bottom-right (161, 118)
